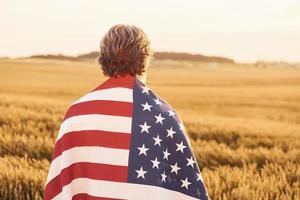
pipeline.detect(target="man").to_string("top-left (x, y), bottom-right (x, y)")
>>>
top-left (44, 24), bottom-right (209, 200)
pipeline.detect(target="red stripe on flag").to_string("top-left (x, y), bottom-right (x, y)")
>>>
top-left (64, 100), bottom-right (133, 120)
top-left (73, 193), bottom-right (125, 200)
top-left (91, 74), bottom-right (134, 91)
top-left (44, 163), bottom-right (128, 200)
top-left (51, 130), bottom-right (131, 161)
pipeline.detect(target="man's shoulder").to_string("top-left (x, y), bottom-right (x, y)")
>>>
top-left (63, 81), bottom-right (132, 120)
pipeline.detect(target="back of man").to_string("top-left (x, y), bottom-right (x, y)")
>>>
top-left (44, 24), bottom-right (209, 200)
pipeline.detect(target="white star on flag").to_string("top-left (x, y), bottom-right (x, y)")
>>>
top-left (197, 173), bottom-right (204, 182)
top-left (166, 127), bottom-right (176, 139)
top-left (137, 144), bottom-right (149, 156)
top-left (176, 141), bottom-right (187, 153)
top-left (170, 162), bottom-right (181, 174)
top-left (168, 109), bottom-right (176, 117)
top-left (186, 156), bottom-right (196, 168)
top-left (136, 166), bottom-right (147, 179)
top-left (154, 97), bottom-right (162, 105)
top-left (153, 135), bottom-right (162, 146)
top-left (155, 113), bottom-right (165, 124)
top-left (141, 85), bottom-right (150, 94)
top-left (181, 177), bottom-right (191, 189)
top-left (163, 149), bottom-right (171, 160)
top-left (161, 171), bottom-right (167, 182)
top-left (179, 122), bottom-right (184, 130)
top-left (141, 102), bottom-right (152, 112)
top-left (151, 157), bottom-right (160, 169)
top-left (139, 121), bottom-right (151, 133)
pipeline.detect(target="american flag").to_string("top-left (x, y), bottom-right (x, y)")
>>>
top-left (44, 74), bottom-right (209, 200)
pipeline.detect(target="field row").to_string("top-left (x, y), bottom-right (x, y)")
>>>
top-left (0, 154), bottom-right (298, 200)
top-left (1, 107), bottom-right (299, 166)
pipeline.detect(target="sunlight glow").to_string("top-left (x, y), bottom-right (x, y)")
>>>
top-left (0, 0), bottom-right (299, 62)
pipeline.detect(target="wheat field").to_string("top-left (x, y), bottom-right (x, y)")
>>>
top-left (0, 58), bottom-right (299, 200)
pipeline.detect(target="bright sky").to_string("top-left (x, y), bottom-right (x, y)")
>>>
top-left (1, 0), bottom-right (300, 62)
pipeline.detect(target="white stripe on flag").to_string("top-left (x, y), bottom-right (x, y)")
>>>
top-left (53, 178), bottom-right (199, 200)
top-left (72, 87), bottom-right (133, 105)
top-left (56, 114), bottom-right (132, 142)
top-left (46, 147), bottom-right (129, 184)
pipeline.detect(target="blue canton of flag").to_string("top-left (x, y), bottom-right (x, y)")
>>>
top-left (128, 79), bottom-right (209, 200)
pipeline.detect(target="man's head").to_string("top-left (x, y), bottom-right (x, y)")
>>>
top-left (98, 24), bottom-right (153, 82)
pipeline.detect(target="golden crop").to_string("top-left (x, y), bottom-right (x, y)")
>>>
top-left (0, 58), bottom-right (299, 200)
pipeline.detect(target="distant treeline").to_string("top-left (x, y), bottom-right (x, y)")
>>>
top-left (29, 51), bottom-right (235, 63)
top-left (154, 52), bottom-right (234, 63)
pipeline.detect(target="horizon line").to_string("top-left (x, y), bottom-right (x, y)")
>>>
top-left (1, 50), bottom-right (299, 64)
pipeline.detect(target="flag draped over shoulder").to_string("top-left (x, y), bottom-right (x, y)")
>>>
top-left (44, 74), bottom-right (209, 200)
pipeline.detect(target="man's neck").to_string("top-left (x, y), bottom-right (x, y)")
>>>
top-left (136, 73), bottom-right (147, 84)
